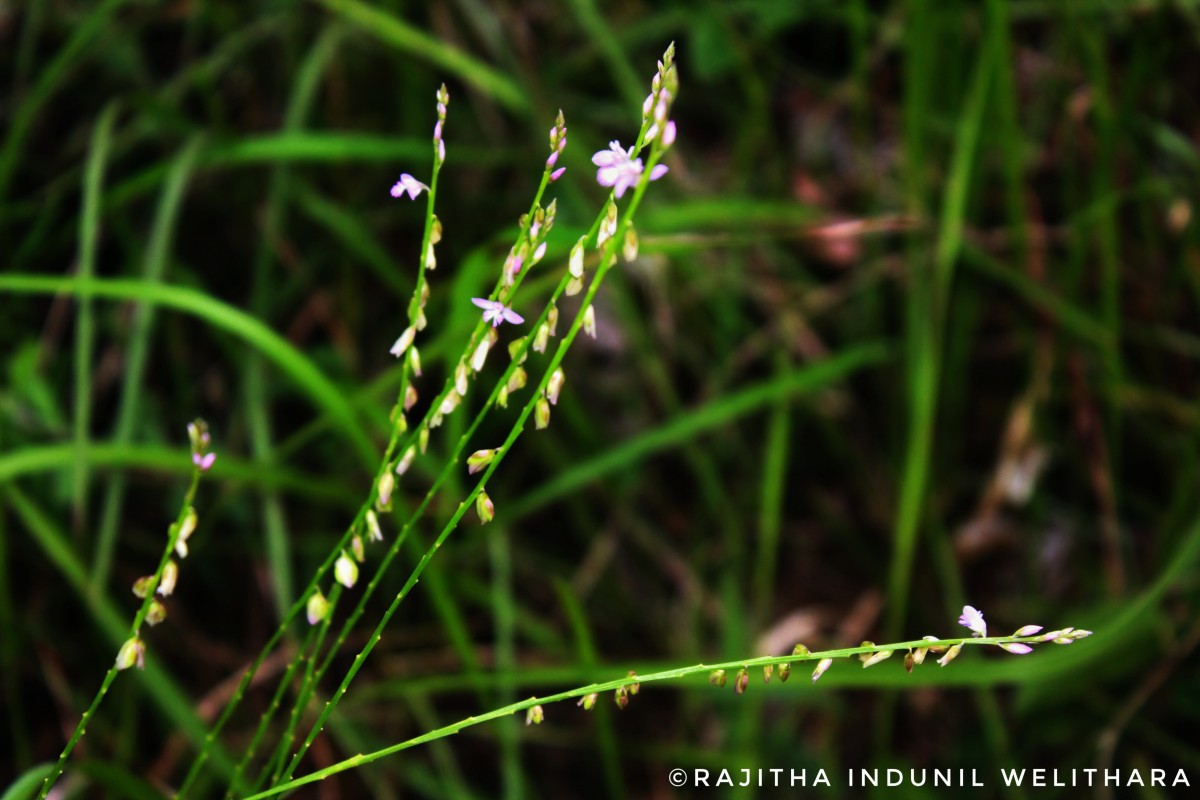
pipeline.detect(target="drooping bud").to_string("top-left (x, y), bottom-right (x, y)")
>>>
top-left (418, 426), bottom-right (430, 454)
top-left (175, 506), bottom-right (197, 559)
top-left (476, 490), bottom-right (495, 524)
top-left (734, 668), bottom-right (750, 695)
top-left (763, 664), bottom-right (774, 683)
top-left (778, 662), bottom-right (791, 682)
top-left (115, 637), bottom-right (145, 671)
top-left (583, 304), bottom-right (597, 338)
top-left (351, 535), bottom-right (365, 563)
top-left (404, 384), bottom-right (418, 411)
top-left (1013, 625), bottom-right (1044, 637)
top-left (533, 322), bottom-right (550, 353)
top-left (578, 693), bottom-right (598, 710)
top-left (455, 362), bottom-right (469, 396)
top-left (508, 337), bottom-right (527, 363)
top-left (623, 227), bottom-right (638, 262)
top-left (408, 346), bottom-right (422, 377)
top-left (709, 669), bottom-right (727, 688)
top-left (525, 704), bottom-right (544, 725)
top-left (937, 644), bottom-right (963, 667)
top-left (395, 446), bottom-right (417, 476)
top-left (366, 509), bottom-right (384, 542)
top-left (431, 215), bottom-right (443, 244)
top-left (547, 305), bottom-right (559, 336)
top-left (860, 649), bottom-right (893, 668)
top-left (598, 201), bottom-right (618, 248)
top-left (497, 386), bottom-right (508, 408)
top-left (507, 368), bottom-right (527, 393)
top-left (133, 575), bottom-right (155, 599)
top-left (911, 647), bottom-right (928, 666)
top-left (335, 552), bottom-right (358, 588)
top-left (535, 396), bottom-right (551, 430)
top-left (812, 658), bottom-right (833, 683)
top-left (467, 448), bottom-right (498, 475)
top-left (471, 338), bottom-right (491, 371)
top-left (306, 589), bottom-right (329, 625)
top-left (547, 368), bottom-right (565, 405)
top-left (146, 600), bottom-right (167, 626)
top-left (569, 237), bottom-right (586, 278)
top-left (390, 326), bottom-right (416, 358)
top-left (997, 642), bottom-right (1034, 655)
top-left (440, 391), bottom-right (461, 416)
top-left (614, 686), bottom-right (629, 710)
top-left (158, 560), bottom-right (178, 597)
top-left (565, 276), bottom-right (584, 296)
top-left (531, 241), bottom-right (547, 265)
top-left (627, 670), bottom-right (640, 695)
top-left (376, 471), bottom-right (395, 510)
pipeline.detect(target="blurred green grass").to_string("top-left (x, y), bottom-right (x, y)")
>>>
top-left (3, 1), bottom-right (1200, 798)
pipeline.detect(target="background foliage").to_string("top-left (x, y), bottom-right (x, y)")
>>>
top-left (3, 0), bottom-right (1200, 797)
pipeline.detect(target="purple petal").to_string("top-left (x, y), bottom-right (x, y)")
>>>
top-left (501, 308), bottom-right (524, 325)
top-left (649, 164), bottom-right (669, 181)
top-left (472, 297), bottom-right (498, 311)
top-left (592, 151), bottom-right (620, 167)
top-left (1013, 625), bottom-right (1043, 637)
top-left (998, 642), bottom-right (1033, 655)
top-left (550, 167), bottom-right (566, 182)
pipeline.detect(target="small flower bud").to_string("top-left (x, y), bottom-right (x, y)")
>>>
top-left (525, 704), bottom-right (544, 725)
top-left (1013, 625), bottom-right (1044, 637)
top-left (476, 490), bottom-right (494, 524)
top-left (583, 304), bottom-right (597, 339)
top-left (533, 322), bottom-right (550, 354)
top-left (366, 509), bottom-right (383, 542)
top-left (395, 446), bottom-right (416, 475)
top-left (335, 552), bottom-right (358, 588)
top-left (146, 600), bottom-right (167, 626)
top-left (627, 670), bottom-right (640, 695)
top-left (623, 228), bottom-right (639, 262)
top-left (734, 668), bottom-right (750, 695)
top-left (778, 662), bottom-right (791, 682)
top-left (547, 305), bottom-right (559, 336)
top-left (404, 385), bottom-right (418, 411)
top-left (546, 368), bottom-right (565, 405)
top-left (532, 241), bottom-right (547, 265)
top-left (535, 396), bottom-right (551, 430)
top-left (911, 647), bottom-right (929, 666)
top-left (812, 658), bottom-right (833, 683)
top-left (565, 276), bottom-right (584, 296)
top-left (550, 166), bottom-right (566, 182)
top-left (997, 642), bottom-right (1034, 655)
top-left (440, 391), bottom-right (460, 415)
top-left (351, 535), bottom-right (365, 563)
top-left (763, 664), bottom-right (774, 683)
top-left (306, 589), bottom-right (329, 625)
top-left (569, 238), bottom-right (585, 278)
top-left (662, 120), bottom-right (677, 147)
top-left (431, 215), bottom-right (443, 244)
top-left (497, 386), bottom-right (508, 408)
top-left (408, 346), bottom-right (422, 377)
top-left (133, 575), bottom-right (155, 599)
top-left (376, 472), bottom-right (395, 510)
top-left (507, 336), bottom-right (527, 363)
top-left (419, 426), bottom-right (429, 454)
top-left (390, 326), bottom-right (416, 358)
top-left (192, 452), bottom-right (216, 472)
top-left (922, 635), bottom-right (946, 653)
top-left (158, 560), bottom-right (178, 597)
top-left (937, 644), bottom-right (963, 667)
top-left (175, 506), bottom-right (197, 559)
top-left (614, 686), bottom-right (629, 710)
top-left (861, 649), bottom-right (892, 668)
top-left (792, 643), bottom-right (810, 656)
top-left (471, 339), bottom-right (491, 371)
top-left (578, 693), bottom-right (598, 710)
top-left (709, 669), bottom-right (727, 688)
top-left (455, 362), bottom-right (469, 396)
top-left (1070, 629), bottom-right (1093, 639)
top-left (467, 448), bottom-right (498, 475)
top-left (115, 637), bottom-right (145, 671)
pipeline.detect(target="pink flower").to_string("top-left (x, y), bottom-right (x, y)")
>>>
top-left (471, 298), bottom-right (524, 327)
top-left (192, 452), bottom-right (216, 472)
top-left (390, 173), bottom-right (429, 200)
top-left (997, 642), bottom-right (1033, 655)
top-left (958, 605), bottom-right (987, 637)
top-left (592, 141), bottom-right (668, 199)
